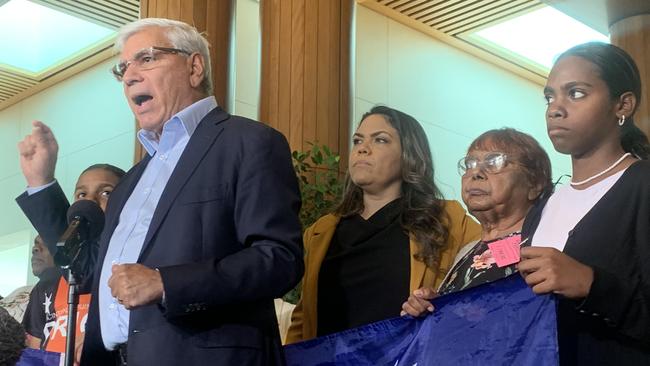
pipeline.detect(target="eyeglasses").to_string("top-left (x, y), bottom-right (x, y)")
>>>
top-left (457, 152), bottom-right (511, 175)
top-left (111, 46), bottom-right (191, 81)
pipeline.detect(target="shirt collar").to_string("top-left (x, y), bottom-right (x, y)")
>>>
top-left (137, 96), bottom-right (218, 156)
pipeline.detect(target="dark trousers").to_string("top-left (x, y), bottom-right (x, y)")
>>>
top-left (115, 343), bottom-right (127, 366)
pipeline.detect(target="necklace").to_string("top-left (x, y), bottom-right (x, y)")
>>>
top-left (570, 152), bottom-right (631, 186)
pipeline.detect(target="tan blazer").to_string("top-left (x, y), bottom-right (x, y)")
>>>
top-left (286, 200), bottom-right (481, 344)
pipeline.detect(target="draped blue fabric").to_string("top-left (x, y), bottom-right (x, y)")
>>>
top-left (285, 275), bottom-right (558, 366)
top-left (16, 348), bottom-right (60, 366)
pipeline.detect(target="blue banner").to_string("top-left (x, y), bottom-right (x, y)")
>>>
top-left (16, 348), bottom-right (61, 366)
top-left (285, 275), bottom-right (558, 366)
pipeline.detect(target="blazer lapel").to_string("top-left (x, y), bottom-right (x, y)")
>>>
top-left (137, 107), bottom-right (229, 260)
top-left (303, 215), bottom-right (339, 338)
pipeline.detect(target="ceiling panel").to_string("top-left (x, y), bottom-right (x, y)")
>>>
top-left (361, 0), bottom-right (548, 84)
top-left (33, 0), bottom-right (139, 29)
top-left (0, 0), bottom-right (139, 111)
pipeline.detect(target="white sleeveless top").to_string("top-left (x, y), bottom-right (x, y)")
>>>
top-left (531, 169), bottom-right (625, 251)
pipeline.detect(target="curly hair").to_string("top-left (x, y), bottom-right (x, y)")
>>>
top-left (335, 106), bottom-right (450, 270)
top-left (0, 307), bottom-right (24, 366)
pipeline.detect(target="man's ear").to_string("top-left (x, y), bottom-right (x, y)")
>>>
top-left (188, 53), bottom-right (206, 89)
top-left (616, 91), bottom-right (637, 121)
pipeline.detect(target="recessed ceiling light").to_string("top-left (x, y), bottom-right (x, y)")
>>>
top-left (466, 6), bottom-right (609, 71)
top-left (0, 0), bottom-right (115, 74)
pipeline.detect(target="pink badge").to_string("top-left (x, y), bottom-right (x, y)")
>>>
top-left (487, 235), bottom-right (521, 268)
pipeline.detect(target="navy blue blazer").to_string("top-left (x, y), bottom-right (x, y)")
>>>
top-left (18, 107), bottom-right (304, 365)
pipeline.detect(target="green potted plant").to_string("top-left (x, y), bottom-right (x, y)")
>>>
top-left (284, 142), bottom-right (343, 304)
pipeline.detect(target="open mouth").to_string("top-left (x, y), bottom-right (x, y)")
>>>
top-left (132, 94), bottom-right (153, 106)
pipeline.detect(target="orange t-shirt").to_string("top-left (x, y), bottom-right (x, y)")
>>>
top-left (43, 276), bottom-right (91, 353)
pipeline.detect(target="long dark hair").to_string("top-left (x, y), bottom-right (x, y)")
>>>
top-left (557, 42), bottom-right (650, 159)
top-left (335, 106), bottom-right (450, 269)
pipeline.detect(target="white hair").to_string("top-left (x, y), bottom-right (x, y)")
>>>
top-left (115, 18), bottom-right (213, 95)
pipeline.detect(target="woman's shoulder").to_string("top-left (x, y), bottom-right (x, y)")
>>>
top-left (441, 199), bottom-right (468, 217)
top-left (627, 160), bottom-right (650, 179)
top-left (304, 214), bottom-right (340, 236)
top-left (612, 160), bottom-right (650, 193)
top-left (302, 214), bottom-right (341, 254)
top-left (440, 199), bottom-right (481, 241)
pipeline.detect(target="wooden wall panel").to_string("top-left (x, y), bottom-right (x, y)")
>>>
top-left (260, 0), bottom-right (353, 169)
top-left (303, 1), bottom-right (318, 147)
top-left (155, 0), bottom-right (167, 18)
top-left (328, 0), bottom-right (342, 153)
top-left (167, 0), bottom-right (181, 19)
top-left (278, 0), bottom-right (292, 140)
top-left (261, 0), bottom-right (281, 131)
top-left (611, 14), bottom-right (650, 138)
top-left (338, 2), bottom-right (353, 168)
top-left (315, 0), bottom-right (331, 154)
top-left (289, 0), bottom-right (306, 150)
top-left (179, 0), bottom-right (194, 22)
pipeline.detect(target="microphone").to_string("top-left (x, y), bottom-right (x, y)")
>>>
top-left (54, 200), bottom-right (105, 268)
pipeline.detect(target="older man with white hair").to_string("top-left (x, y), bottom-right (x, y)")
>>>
top-left (17, 18), bottom-right (303, 366)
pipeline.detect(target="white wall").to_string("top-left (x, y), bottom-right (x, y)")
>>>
top-left (232, 0), bottom-right (260, 120)
top-left (0, 230), bottom-right (31, 295)
top-left (354, 5), bottom-right (571, 201)
top-left (0, 57), bottom-right (134, 292)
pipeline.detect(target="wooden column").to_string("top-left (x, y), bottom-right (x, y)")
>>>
top-left (609, 2), bottom-right (650, 137)
top-left (134, 0), bottom-right (234, 162)
top-left (260, 0), bottom-right (353, 169)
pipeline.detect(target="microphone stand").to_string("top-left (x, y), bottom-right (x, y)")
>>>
top-left (64, 269), bottom-right (79, 366)
top-left (55, 201), bottom-right (105, 366)
top-left (60, 239), bottom-right (86, 366)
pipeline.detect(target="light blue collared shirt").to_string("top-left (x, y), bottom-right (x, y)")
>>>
top-left (99, 96), bottom-right (217, 349)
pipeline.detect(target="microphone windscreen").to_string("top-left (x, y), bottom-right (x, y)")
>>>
top-left (66, 200), bottom-right (105, 239)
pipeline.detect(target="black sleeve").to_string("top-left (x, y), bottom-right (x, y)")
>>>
top-left (569, 171), bottom-right (650, 344)
top-left (16, 183), bottom-right (96, 293)
top-left (22, 284), bottom-right (46, 342)
top-left (15, 182), bottom-right (70, 255)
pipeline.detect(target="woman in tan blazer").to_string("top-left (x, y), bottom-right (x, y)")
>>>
top-left (286, 106), bottom-right (481, 343)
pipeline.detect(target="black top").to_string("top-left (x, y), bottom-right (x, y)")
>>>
top-left (317, 199), bottom-right (410, 336)
top-left (23, 267), bottom-right (63, 344)
top-left (438, 232), bottom-right (520, 295)
top-left (523, 160), bottom-right (650, 365)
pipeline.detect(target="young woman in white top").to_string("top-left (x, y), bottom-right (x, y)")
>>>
top-left (520, 42), bottom-right (650, 364)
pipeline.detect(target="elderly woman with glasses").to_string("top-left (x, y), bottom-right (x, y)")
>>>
top-left (401, 128), bottom-right (553, 315)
